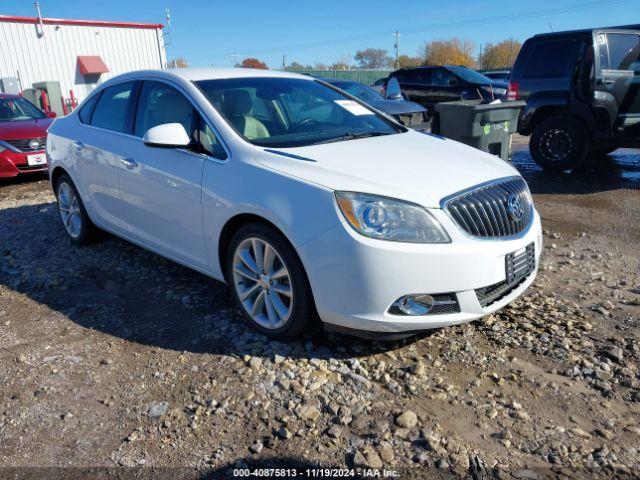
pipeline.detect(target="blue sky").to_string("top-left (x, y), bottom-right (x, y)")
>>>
top-left (2, 0), bottom-right (637, 67)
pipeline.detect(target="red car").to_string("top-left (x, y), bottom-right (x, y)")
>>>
top-left (0, 94), bottom-right (55, 178)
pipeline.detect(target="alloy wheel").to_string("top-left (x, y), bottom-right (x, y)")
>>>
top-left (540, 128), bottom-right (573, 163)
top-left (57, 182), bottom-right (83, 239)
top-left (232, 237), bottom-right (293, 329)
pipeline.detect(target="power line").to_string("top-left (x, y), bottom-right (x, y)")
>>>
top-left (196, 0), bottom-right (630, 62)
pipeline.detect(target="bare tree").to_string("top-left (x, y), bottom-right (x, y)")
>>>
top-left (167, 57), bottom-right (188, 68)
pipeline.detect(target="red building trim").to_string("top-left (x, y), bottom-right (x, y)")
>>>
top-left (0, 14), bottom-right (163, 30)
top-left (77, 55), bottom-right (109, 75)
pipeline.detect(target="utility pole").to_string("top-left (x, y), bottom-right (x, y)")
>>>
top-left (392, 30), bottom-right (401, 70)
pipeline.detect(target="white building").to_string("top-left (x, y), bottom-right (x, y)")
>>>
top-left (0, 13), bottom-right (166, 109)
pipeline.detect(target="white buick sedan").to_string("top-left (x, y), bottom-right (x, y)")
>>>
top-left (47, 68), bottom-right (542, 340)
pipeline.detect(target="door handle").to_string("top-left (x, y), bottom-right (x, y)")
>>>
top-left (72, 140), bottom-right (84, 149)
top-left (120, 157), bottom-right (138, 170)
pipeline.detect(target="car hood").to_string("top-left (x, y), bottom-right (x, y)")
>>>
top-left (365, 99), bottom-right (427, 116)
top-left (0, 118), bottom-right (53, 139)
top-left (254, 130), bottom-right (520, 208)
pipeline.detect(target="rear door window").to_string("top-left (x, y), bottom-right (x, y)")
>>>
top-left (431, 68), bottom-right (458, 87)
top-left (597, 32), bottom-right (640, 71)
top-left (78, 93), bottom-right (100, 124)
top-left (524, 39), bottom-right (576, 79)
top-left (394, 69), bottom-right (430, 84)
top-left (90, 82), bottom-right (135, 133)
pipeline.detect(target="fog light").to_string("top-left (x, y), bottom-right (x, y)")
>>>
top-left (398, 294), bottom-right (434, 315)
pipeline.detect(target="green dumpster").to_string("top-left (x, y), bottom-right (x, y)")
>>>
top-left (432, 100), bottom-right (525, 161)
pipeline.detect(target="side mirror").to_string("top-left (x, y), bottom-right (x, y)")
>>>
top-left (46, 111), bottom-right (57, 118)
top-left (143, 123), bottom-right (191, 148)
top-left (385, 78), bottom-right (403, 100)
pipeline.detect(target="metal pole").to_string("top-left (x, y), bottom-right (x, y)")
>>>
top-left (34, 2), bottom-right (45, 37)
top-left (393, 30), bottom-right (400, 70)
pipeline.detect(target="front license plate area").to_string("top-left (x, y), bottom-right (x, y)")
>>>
top-left (27, 153), bottom-right (47, 166)
top-left (505, 243), bottom-right (535, 285)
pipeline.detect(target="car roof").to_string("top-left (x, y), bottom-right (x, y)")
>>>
top-left (0, 93), bottom-right (21, 99)
top-left (164, 67), bottom-right (312, 82)
top-left (317, 78), bottom-right (356, 84)
top-left (395, 65), bottom-right (467, 71)
top-left (100, 68), bottom-right (314, 87)
top-left (532, 24), bottom-right (640, 39)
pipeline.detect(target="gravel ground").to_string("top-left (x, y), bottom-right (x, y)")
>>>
top-left (1, 141), bottom-right (639, 480)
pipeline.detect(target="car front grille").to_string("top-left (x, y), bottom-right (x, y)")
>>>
top-left (16, 164), bottom-right (47, 171)
top-left (475, 272), bottom-right (531, 308)
top-left (442, 176), bottom-right (533, 238)
top-left (4, 136), bottom-right (47, 152)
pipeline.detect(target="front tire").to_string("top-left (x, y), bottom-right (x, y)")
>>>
top-left (530, 116), bottom-right (590, 171)
top-left (55, 173), bottom-right (97, 245)
top-left (226, 223), bottom-right (314, 340)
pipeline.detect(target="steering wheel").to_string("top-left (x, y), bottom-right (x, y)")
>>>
top-left (293, 118), bottom-right (320, 131)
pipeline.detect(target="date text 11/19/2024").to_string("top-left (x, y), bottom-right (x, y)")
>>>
top-left (232, 467), bottom-right (401, 478)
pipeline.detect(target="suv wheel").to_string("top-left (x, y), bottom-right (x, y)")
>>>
top-left (226, 223), bottom-right (314, 340)
top-left (530, 116), bottom-right (589, 171)
top-left (55, 173), bottom-right (98, 245)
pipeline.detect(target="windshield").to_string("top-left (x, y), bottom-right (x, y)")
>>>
top-left (331, 81), bottom-right (384, 102)
top-left (0, 97), bottom-right (46, 122)
top-left (195, 77), bottom-right (402, 148)
top-left (447, 66), bottom-right (495, 85)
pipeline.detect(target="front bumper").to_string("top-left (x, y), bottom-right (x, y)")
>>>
top-left (0, 149), bottom-right (48, 177)
top-left (297, 207), bottom-right (542, 334)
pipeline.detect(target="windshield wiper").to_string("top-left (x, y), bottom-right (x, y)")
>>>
top-left (311, 131), bottom-right (391, 145)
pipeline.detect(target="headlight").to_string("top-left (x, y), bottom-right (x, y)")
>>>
top-left (335, 192), bottom-right (450, 243)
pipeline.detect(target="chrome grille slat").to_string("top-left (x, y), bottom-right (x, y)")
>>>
top-left (481, 188), bottom-right (507, 236)
top-left (442, 177), bottom-right (533, 239)
top-left (476, 190), bottom-right (500, 236)
top-left (459, 200), bottom-right (481, 236)
top-left (5, 136), bottom-right (47, 152)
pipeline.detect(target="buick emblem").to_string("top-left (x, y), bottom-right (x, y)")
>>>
top-left (29, 139), bottom-right (41, 150)
top-left (507, 194), bottom-right (525, 222)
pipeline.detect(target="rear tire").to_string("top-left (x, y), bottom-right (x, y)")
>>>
top-left (530, 116), bottom-right (590, 171)
top-left (54, 173), bottom-right (97, 245)
top-left (226, 223), bottom-right (314, 340)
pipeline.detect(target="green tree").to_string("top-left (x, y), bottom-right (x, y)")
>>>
top-left (354, 48), bottom-right (393, 69)
top-left (285, 61), bottom-right (311, 71)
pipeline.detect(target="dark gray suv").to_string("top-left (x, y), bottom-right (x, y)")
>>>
top-left (509, 25), bottom-right (640, 170)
